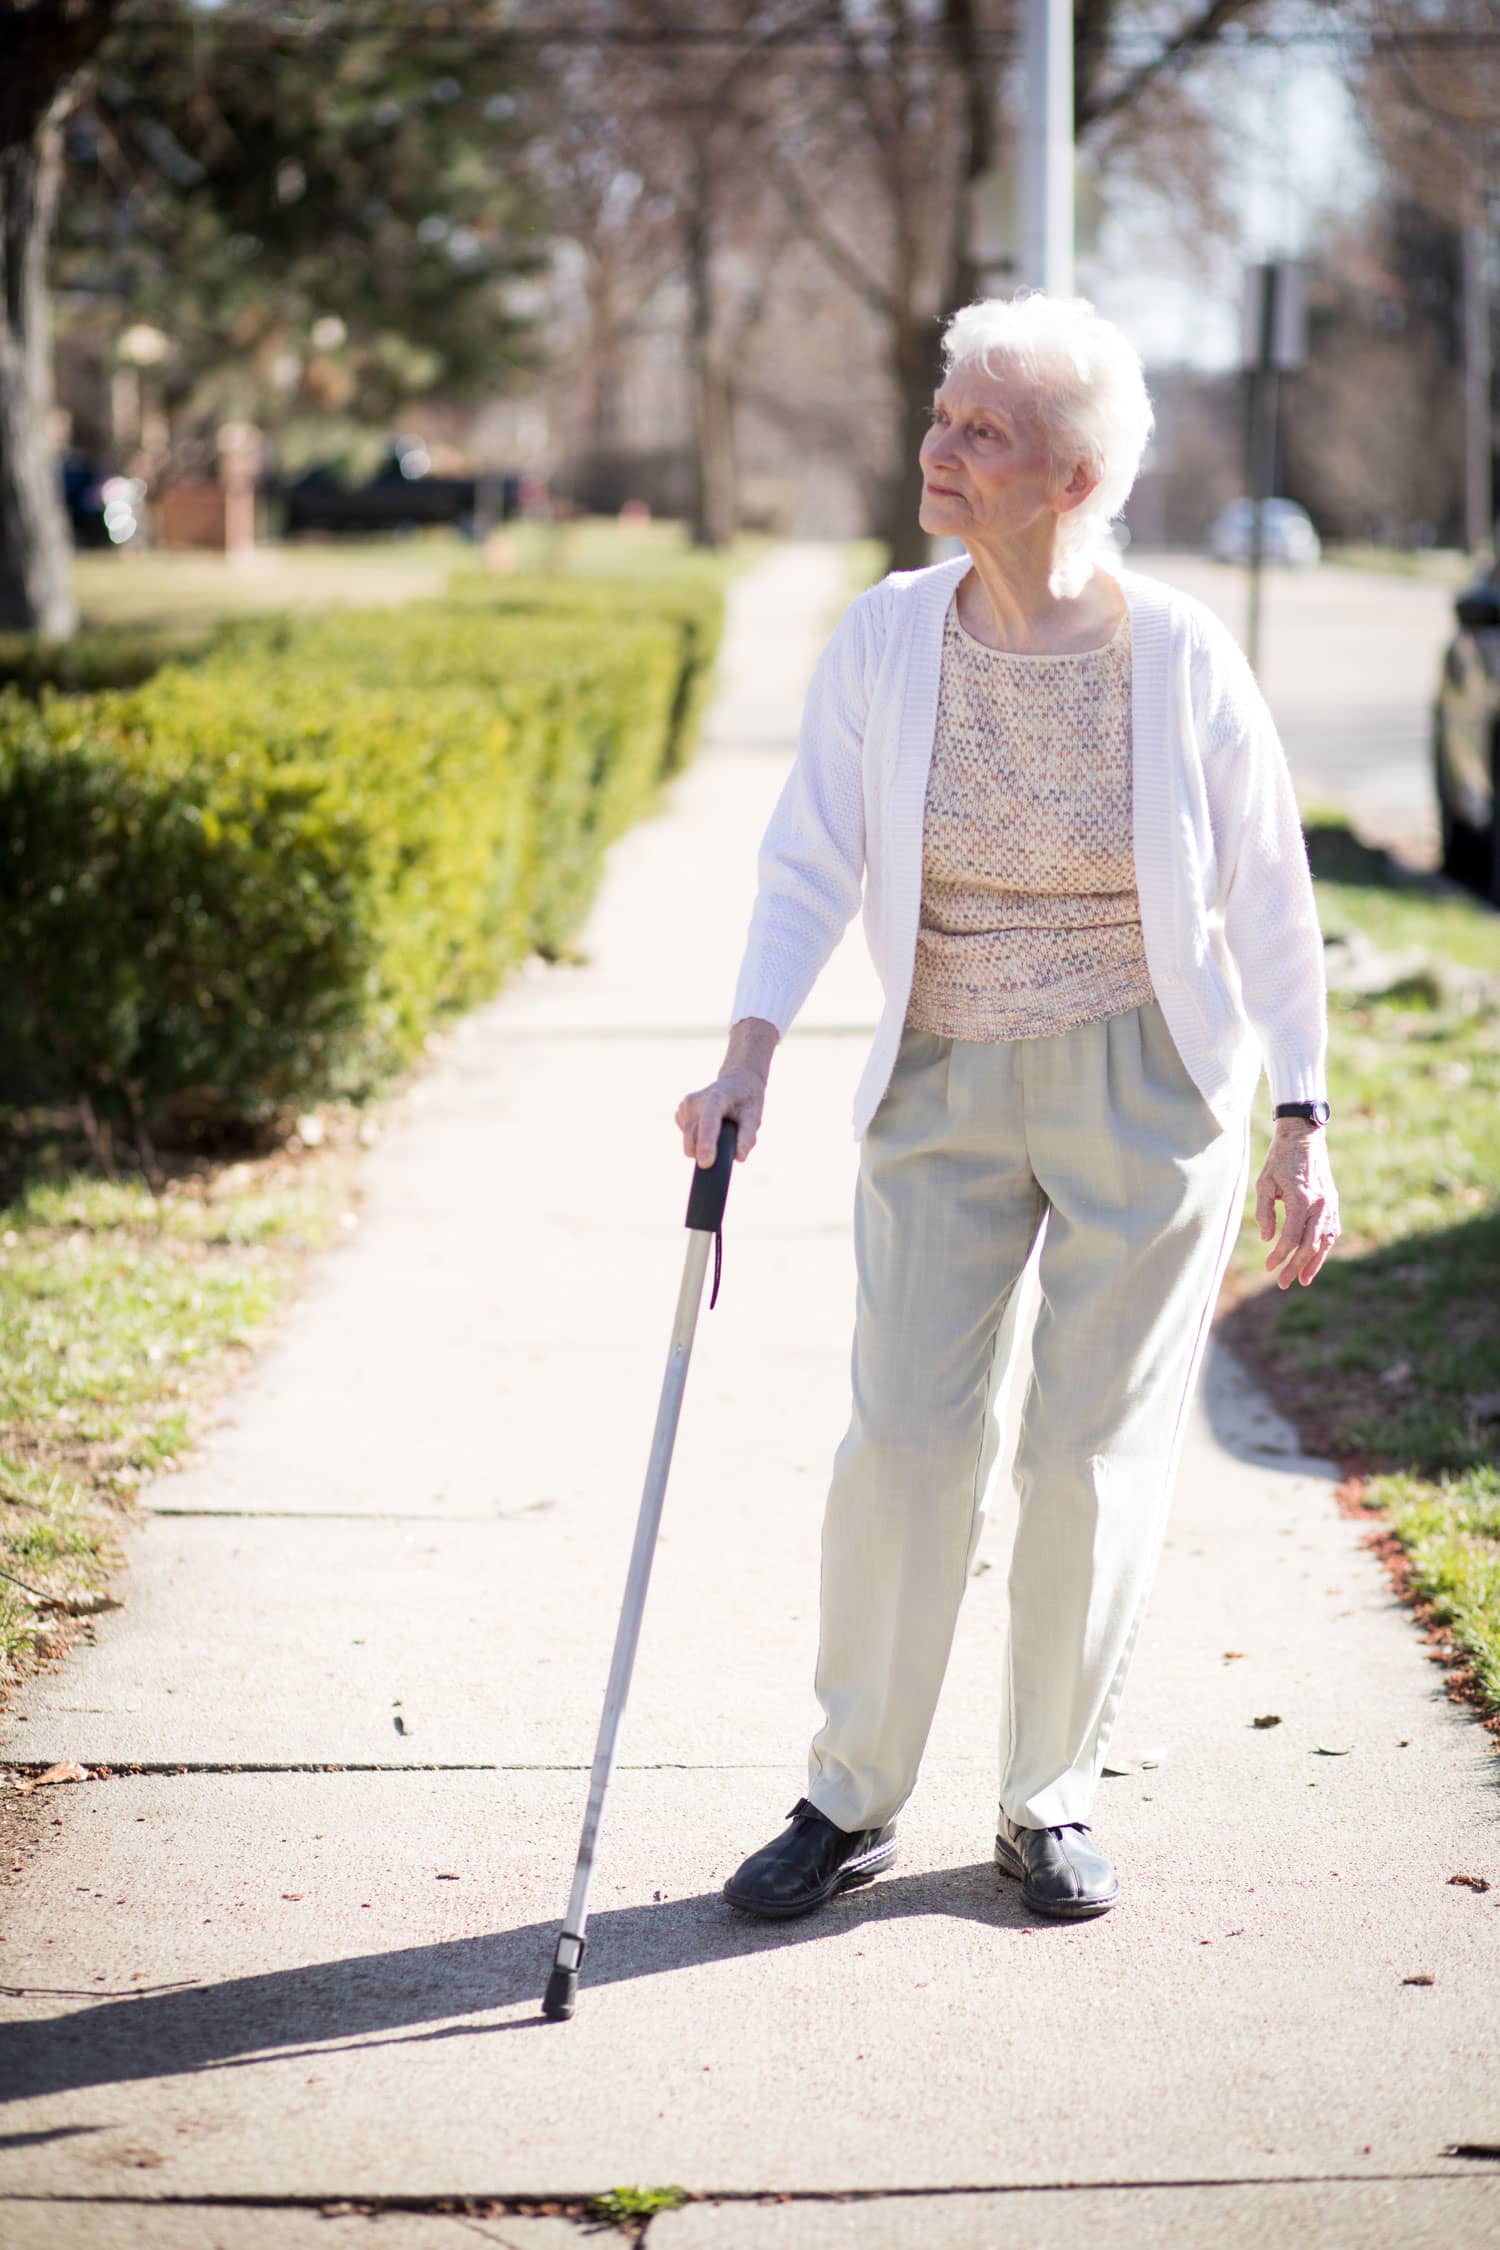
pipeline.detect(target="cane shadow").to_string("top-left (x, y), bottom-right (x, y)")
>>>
top-left (0, 1860), bottom-right (1053, 2104)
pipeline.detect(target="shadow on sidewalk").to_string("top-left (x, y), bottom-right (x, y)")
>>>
top-left (0, 1861), bottom-right (1059, 2102)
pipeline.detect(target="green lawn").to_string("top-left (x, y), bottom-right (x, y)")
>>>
top-left (72, 517), bottom-right (763, 633)
top-left (0, 1134), bottom-right (352, 1677)
top-left (1222, 822), bottom-right (1500, 1722)
top-left (1323, 543), bottom-right (1477, 589)
top-left (73, 531), bottom-right (473, 630)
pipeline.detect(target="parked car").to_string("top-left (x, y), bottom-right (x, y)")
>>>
top-left (1206, 497), bottom-right (1321, 568)
top-left (1434, 572), bottom-right (1500, 902)
top-left (60, 449), bottom-right (147, 548)
top-left (278, 438), bottom-right (518, 538)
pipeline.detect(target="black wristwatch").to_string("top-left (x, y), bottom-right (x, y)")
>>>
top-left (1273, 1100), bottom-right (1331, 1127)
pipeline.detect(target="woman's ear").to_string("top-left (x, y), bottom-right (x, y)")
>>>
top-left (1057, 458), bottom-right (1100, 514)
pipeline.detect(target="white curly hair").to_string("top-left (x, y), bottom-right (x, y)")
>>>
top-left (939, 290), bottom-right (1156, 600)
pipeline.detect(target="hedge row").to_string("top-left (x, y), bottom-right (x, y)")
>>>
top-left (0, 579), bottom-right (720, 1136)
top-left (0, 622), bottom-right (218, 697)
top-left (437, 568), bottom-right (725, 778)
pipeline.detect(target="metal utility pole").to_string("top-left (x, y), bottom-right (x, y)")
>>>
top-left (1018, 0), bottom-right (1074, 294)
top-left (1241, 260), bottom-right (1306, 677)
top-left (1461, 219), bottom-right (1494, 559)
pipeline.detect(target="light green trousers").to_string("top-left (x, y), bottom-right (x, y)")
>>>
top-left (807, 998), bottom-right (1250, 1834)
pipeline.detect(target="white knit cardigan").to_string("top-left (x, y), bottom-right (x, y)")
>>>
top-left (727, 553), bottom-right (1329, 1140)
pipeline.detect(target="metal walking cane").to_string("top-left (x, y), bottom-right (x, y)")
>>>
top-left (542, 1113), bottom-right (739, 2022)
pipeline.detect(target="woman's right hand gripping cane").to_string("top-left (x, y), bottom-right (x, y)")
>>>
top-left (675, 1016), bottom-right (780, 1168)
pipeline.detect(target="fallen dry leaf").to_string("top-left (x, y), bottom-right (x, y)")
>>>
top-left (281, 1893), bottom-right (305, 1903)
top-left (17, 1762), bottom-right (91, 1796)
top-left (1449, 1874), bottom-right (1493, 1893)
top-left (1402, 1973), bottom-right (1435, 1986)
top-left (435, 1873), bottom-right (459, 1882)
top-left (1252, 1714), bottom-right (1282, 1729)
top-left (1223, 1650), bottom-right (1247, 1662)
top-left (1313, 1746), bottom-right (1353, 1757)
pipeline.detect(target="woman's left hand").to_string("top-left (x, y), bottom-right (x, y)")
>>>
top-left (1255, 1120), bottom-right (1340, 1289)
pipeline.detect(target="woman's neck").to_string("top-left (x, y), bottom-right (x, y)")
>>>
top-left (956, 544), bottom-right (1125, 655)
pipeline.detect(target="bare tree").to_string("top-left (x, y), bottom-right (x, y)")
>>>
top-left (1344, 0), bottom-right (1500, 229)
top-left (518, 2), bottom-right (801, 545)
top-left (1286, 201), bottom-right (1466, 543)
top-left (512, 1), bottom-right (1282, 558)
top-left (744, 0), bottom-right (1273, 564)
top-left (1, 0), bottom-right (122, 635)
top-left (1323, 2), bottom-right (1500, 544)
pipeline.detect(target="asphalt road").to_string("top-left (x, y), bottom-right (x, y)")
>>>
top-left (1142, 551), bottom-right (1456, 858)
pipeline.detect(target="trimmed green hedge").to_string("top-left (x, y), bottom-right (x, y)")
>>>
top-left (0, 623), bottom-right (218, 697)
top-left (440, 569), bottom-right (724, 775)
top-left (0, 582), bottom-right (716, 1134)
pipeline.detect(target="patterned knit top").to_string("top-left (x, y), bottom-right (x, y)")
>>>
top-left (904, 591), bottom-right (1155, 1042)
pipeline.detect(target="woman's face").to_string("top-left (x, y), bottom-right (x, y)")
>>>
top-left (918, 361), bottom-right (1090, 547)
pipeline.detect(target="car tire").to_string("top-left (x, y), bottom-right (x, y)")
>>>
top-left (1485, 726), bottom-right (1500, 909)
top-left (1435, 712), bottom-right (1484, 886)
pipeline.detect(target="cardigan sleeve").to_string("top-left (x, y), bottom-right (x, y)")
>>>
top-left (1190, 609), bottom-right (1329, 1106)
top-left (726, 585), bottom-right (882, 1035)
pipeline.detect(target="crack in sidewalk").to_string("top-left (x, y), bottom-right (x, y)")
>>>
top-left (1, 1759), bottom-right (788, 1777)
top-left (141, 1509), bottom-right (546, 1522)
top-left (2, 2164), bottom-right (1498, 2217)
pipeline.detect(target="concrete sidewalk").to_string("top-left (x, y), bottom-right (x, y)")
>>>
top-left (2, 544), bottom-right (1498, 2250)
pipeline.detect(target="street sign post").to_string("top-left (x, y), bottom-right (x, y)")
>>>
top-left (1242, 261), bottom-right (1306, 675)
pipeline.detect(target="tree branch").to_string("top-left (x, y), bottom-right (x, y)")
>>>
top-left (759, 140), bottom-right (900, 322)
top-left (0, 0), bottom-right (125, 152)
top-left (1076, 0), bottom-right (1265, 135)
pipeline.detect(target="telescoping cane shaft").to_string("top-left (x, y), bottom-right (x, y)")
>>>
top-left (543, 1115), bottom-right (739, 2022)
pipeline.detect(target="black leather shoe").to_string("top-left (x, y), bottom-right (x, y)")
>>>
top-left (995, 1811), bottom-right (1120, 1918)
top-left (723, 1797), bottom-right (897, 1920)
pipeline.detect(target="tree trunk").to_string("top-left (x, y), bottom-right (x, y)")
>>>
top-left (694, 354), bottom-right (736, 549)
top-left (0, 110), bottom-right (75, 635)
top-left (884, 319), bottom-right (944, 571)
top-left (686, 140), bottom-right (737, 550)
top-left (877, 12), bottom-right (994, 574)
top-left (1, 0), bottom-right (125, 637)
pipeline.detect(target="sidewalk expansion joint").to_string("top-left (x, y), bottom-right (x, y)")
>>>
top-left (2, 2168), bottom-right (1497, 2218)
top-left (2, 1760), bottom-right (789, 1778)
top-left (142, 1509), bottom-right (531, 1522)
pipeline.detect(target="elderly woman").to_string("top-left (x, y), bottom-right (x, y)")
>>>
top-left (675, 291), bottom-right (1339, 1924)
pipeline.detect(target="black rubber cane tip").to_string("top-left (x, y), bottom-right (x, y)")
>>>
top-left (542, 1966), bottom-right (578, 2021)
